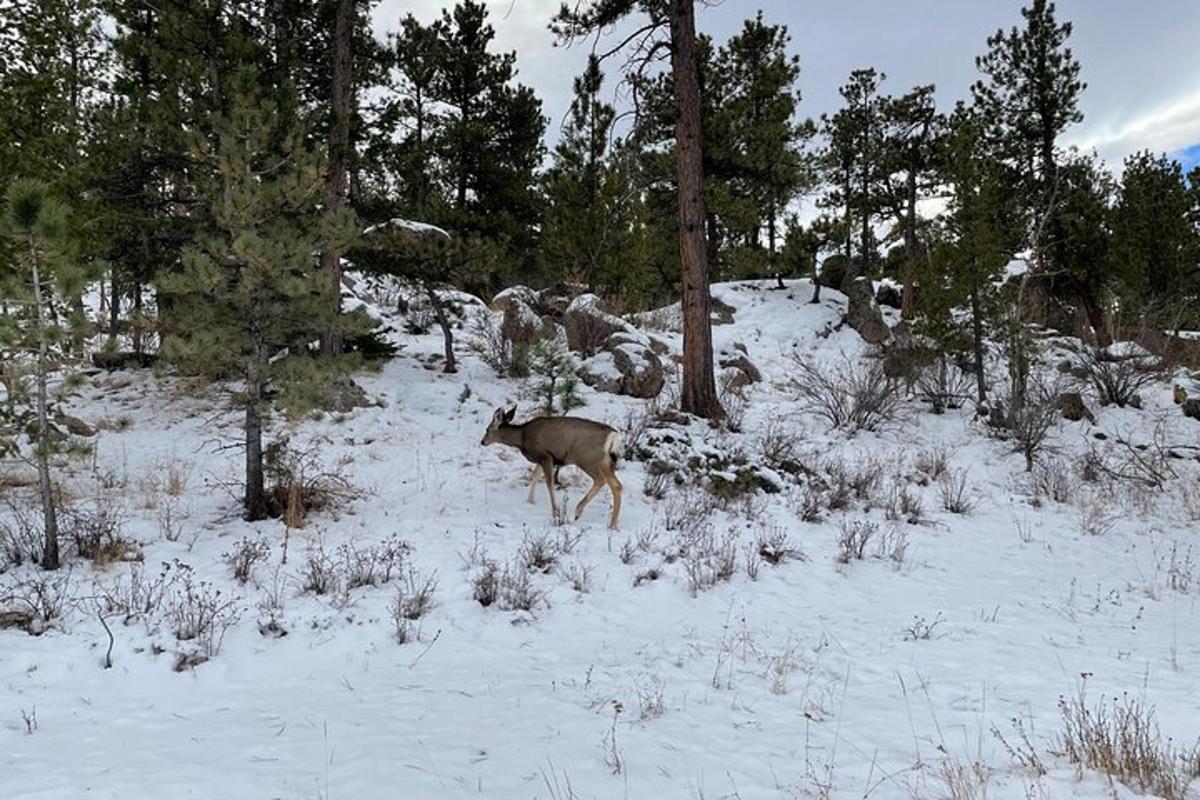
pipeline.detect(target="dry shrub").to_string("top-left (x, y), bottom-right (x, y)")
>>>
top-left (95, 560), bottom-right (182, 624)
top-left (0, 496), bottom-right (46, 569)
top-left (835, 519), bottom-right (877, 564)
top-left (471, 559), bottom-right (546, 611)
top-left (0, 570), bottom-right (75, 631)
top-left (1030, 459), bottom-right (1076, 504)
top-left (717, 370), bottom-right (749, 433)
top-left (62, 496), bottom-right (134, 565)
top-left (1082, 347), bottom-right (1161, 408)
top-left (789, 353), bottom-right (904, 434)
top-left (223, 536), bottom-right (271, 584)
top-left (885, 482), bottom-right (925, 525)
top-left (390, 568), bottom-right (438, 643)
top-left (755, 526), bottom-right (804, 565)
top-left (166, 568), bottom-right (242, 658)
top-left (939, 471), bottom-right (975, 514)
top-left (1057, 693), bottom-right (1200, 800)
top-left (265, 435), bottom-right (362, 527)
top-left (678, 527), bottom-right (738, 596)
top-left (915, 446), bottom-right (951, 481)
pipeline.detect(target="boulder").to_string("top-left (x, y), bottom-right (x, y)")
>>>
top-left (844, 277), bottom-right (891, 345)
top-left (876, 281), bottom-right (902, 310)
top-left (564, 294), bottom-right (634, 356)
top-left (56, 414), bottom-right (96, 437)
top-left (817, 254), bottom-right (850, 290)
top-left (610, 342), bottom-right (665, 399)
top-left (1183, 398), bottom-right (1200, 421)
top-left (1057, 392), bottom-right (1096, 424)
top-left (711, 296), bottom-right (737, 325)
top-left (718, 343), bottom-right (761, 387)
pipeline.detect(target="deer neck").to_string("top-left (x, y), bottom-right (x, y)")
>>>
top-left (495, 424), bottom-right (526, 450)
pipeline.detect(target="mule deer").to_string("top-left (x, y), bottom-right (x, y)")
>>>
top-left (481, 406), bottom-right (622, 529)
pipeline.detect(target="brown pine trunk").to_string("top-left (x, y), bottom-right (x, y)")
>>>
top-left (970, 283), bottom-right (987, 406)
top-left (321, 0), bottom-right (353, 356)
top-left (1083, 295), bottom-right (1112, 348)
top-left (669, 0), bottom-right (721, 421)
top-left (425, 283), bottom-right (457, 374)
top-left (901, 168), bottom-right (918, 318)
top-left (243, 347), bottom-right (270, 521)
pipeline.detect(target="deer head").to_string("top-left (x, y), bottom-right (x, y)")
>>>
top-left (481, 406), bottom-right (517, 446)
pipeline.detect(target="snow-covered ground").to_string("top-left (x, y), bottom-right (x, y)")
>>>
top-left (2, 279), bottom-right (1198, 800)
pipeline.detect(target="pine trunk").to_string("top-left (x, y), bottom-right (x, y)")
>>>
top-left (901, 168), bottom-right (918, 318)
top-left (669, 0), bottom-right (721, 421)
top-left (243, 352), bottom-right (270, 521)
top-left (970, 283), bottom-right (987, 405)
top-left (30, 244), bottom-right (60, 570)
top-left (425, 283), bottom-right (457, 374)
top-left (321, 0), bottom-right (353, 356)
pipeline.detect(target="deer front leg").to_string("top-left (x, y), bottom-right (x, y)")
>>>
top-left (527, 464), bottom-right (542, 504)
top-left (541, 458), bottom-right (562, 524)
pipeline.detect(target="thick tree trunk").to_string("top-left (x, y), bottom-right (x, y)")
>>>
top-left (669, 0), bottom-right (721, 421)
top-left (243, 358), bottom-right (270, 521)
top-left (1083, 295), bottom-right (1112, 348)
top-left (30, 246), bottom-right (60, 570)
top-left (321, 0), bottom-right (353, 356)
top-left (810, 252), bottom-right (822, 304)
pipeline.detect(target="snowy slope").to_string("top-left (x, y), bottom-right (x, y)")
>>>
top-left (2, 279), bottom-right (1198, 800)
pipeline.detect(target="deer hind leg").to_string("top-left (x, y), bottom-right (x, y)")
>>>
top-left (541, 458), bottom-right (562, 524)
top-left (573, 472), bottom-right (606, 521)
top-left (606, 470), bottom-right (623, 530)
top-left (526, 465), bottom-right (542, 504)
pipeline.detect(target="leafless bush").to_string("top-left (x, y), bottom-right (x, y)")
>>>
top-left (916, 356), bottom-right (974, 414)
top-left (265, 435), bottom-right (363, 527)
top-left (1086, 424), bottom-right (1180, 491)
top-left (835, 519), bottom-right (877, 564)
top-left (902, 612), bottom-right (944, 641)
top-left (1077, 490), bottom-right (1118, 536)
top-left (1158, 543), bottom-right (1195, 594)
top-left (1082, 348), bottom-right (1160, 408)
top-left (95, 560), bottom-right (181, 624)
top-left (518, 531), bottom-right (559, 574)
top-left (940, 471), bottom-right (976, 514)
top-left (299, 543), bottom-right (339, 595)
top-left (338, 536), bottom-right (410, 590)
top-left (469, 312), bottom-right (528, 377)
top-left (1031, 459), bottom-right (1076, 504)
top-left (661, 486), bottom-right (717, 539)
top-left (642, 472), bottom-right (669, 500)
top-left (471, 559), bottom-right (546, 611)
top-left (166, 570), bottom-right (242, 658)
top-left (757, 418), bottom-right (809, 476)
top-left (0, 497), bottom-right (46, 569)
top-left (256, 567), bottom-right (287, 638)
top-left (678, 528), bottom-right (738, 596)
top-left (636, 675), bottom-right (666, 721)
top-left (559, 560), bottom-right (593, 593)
top-left (993, 715), bottom-right (1048, 777)
top-left (875, 526), bottom-right (910, 570)
top-left (157, 498), bottom-right (185, 543)
top-left (789, 353), bottom-right (904, 434)
top-left (718, 370), bottom-right (749, 433)
top-left (991, 378), bottom-right (1064, 471)
top-left (792, 481), bottom-right (825, 523)
top-left (1, 570), bottom-right (75, 630)
top-left (471, 560), bottom-right (500, 607)
top-left (915, 446), bottom-right (951, 481)
top-left (390, 568), bottom-right (438, 643)
top-left (62, 496), bottom-right (133, 565)
top-left (756, 526), bottom-right (804, 565)
top-left (885, 483), bottom-right (924, 525)
top-left (222, 536), bottom-right (271, 584)
top-left (1057, 692), bottom-right (1200, 800)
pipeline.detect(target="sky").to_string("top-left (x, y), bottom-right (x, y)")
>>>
top-left (372, 0), bottom-right (1200, 171)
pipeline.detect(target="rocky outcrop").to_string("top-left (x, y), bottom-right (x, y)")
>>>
top-left (1057, 392), bottom-right (1096, 424)
top-left (564, 294), bottom-right (634, 357)
top-left (718, 343), bottom-right (761, 391)
top-left (579, 336), bottom-right (665, 399)
top-left (844, 277), bottom-right (891, 345)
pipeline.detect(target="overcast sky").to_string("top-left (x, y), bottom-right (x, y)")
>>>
top-left (373, 0), bottom-right (1200, 172)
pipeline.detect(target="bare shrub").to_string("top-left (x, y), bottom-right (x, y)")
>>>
top-left (835, 519), bottom-right (877, 564)
top-left (1, 570), bottom-right (75, 630)
top-left (678, 527), bottom-right (738, 596)
top-left (717, 370), bottom-right (749, 433)
top-left (166, 569), bottom-right (242, 658)
top-left (256, 567), bottom-right (287, 638)
top-left (756, 526), bottom-right (803, 565)
top-left (915, 446), bottom-right (951, 481)
top-left (518, 531), bottom-right (559, 574)
top-left (791, 481), bottom-right (825, 523)
top-left (636, 675), bottom-right (666, 721)
top-left (0, 497), bottom-right (46, 569)
top-left (1082, 348), bottom-right (1160, 408)
top-left (915, 355), bottom-right (975, 414)
top-left (1086, 424), bottom-right (1180, 491)
top-left (939, 471), bottom-right (976, 514)
top-left (875, 526), bottom-right (910, 569)
top-left (789, 353), bottom-right (904, 434)
top-left (498, 561), bottom-right (546, 611)
top-left (95, 560), bottom-right (181, 624)
top-left (902, 612), bottom-right (944, 641)
top-left (338, 536), bottom-right (410, 590)
top-left (559, 560), bottom-right (593, 593)
top-left (991, 378), bottom-right (1064, 471)
top-left (1031, 459), bottom-right (1075, 504)
top-left (662, 486), bottom-right (717, 539)
top-left (265, 435), bottom-right (362, 527)
top-left (1057, 692), bottom-right (1200, 800)
top-left (390, 568), bottom-right (438, 643)
top-left (157, 498), bottom-right (186, 543)
top-left (222, 536), bottom-right (271, 584)
top-left (885, 483), bottom-right (924, 525)
top-left (1077, 490), bottom-right (1118, 537)
top-left (62, 497), bottom-right (133, 565)
top-left (299, 543), bottom-right (339, 595)
top-left (471, 560), bottom-right (500, 607)
top-left (469, 312), bottom-right (528, 377)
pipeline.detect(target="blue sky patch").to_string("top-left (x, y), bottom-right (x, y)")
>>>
top-left (1177, 143), bottom-right (1200, 174)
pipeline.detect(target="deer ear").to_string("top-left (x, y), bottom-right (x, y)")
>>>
top-left (504, 406), bottom-right (516, 422)
top-left (491, 408), bottom-right (505, 424)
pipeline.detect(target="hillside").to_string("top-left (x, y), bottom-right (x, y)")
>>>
top-left (2, 278), bottom-right (1199, 800)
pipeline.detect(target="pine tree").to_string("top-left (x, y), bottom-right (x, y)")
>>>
top-left (1109, 152), bottom-right (1199, 320)
top-left (1, 179), bottom-right (90, 570)
top-left (554, 0), bottom-right (723, 420)
top-left (158, 87), bottom-right (359, 521)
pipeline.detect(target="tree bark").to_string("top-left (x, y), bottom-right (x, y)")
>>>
top-left (425, 283), bottom-right (457, 374)
top-left (321, 0), bottom-right (353, 356)
top-left (243, 350), bottom-right (270, 521)
top-left (901, 167), bottom-right (918, 318)
top-left (669, 0), bottom-right (721, 421)
top-left (809, 251), bottom-right (822, 304)
top-left (970, 283), bottom-right (987, 406)
top-left (30, 243), bottom-right (60, 570)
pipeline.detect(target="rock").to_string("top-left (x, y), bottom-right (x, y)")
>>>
top-left (536, 284), bottom-right (583, 319)
top-left (56, 414), bottom-right (96, 437)
top-left (844, 277), bottom-right (891, 345)
top-left (609, 342), bottom-right (665, 399)
top-left (876, 281), bottom-right (902, 310)
top-left (578, 352), bottom-right (624, 395)
top-left (817, 254), bottom-right (850, 290)
top-left (322, 376), bottom-right (371, 413)
top-left (1175, 385), bottom-right (1189, 404)
top-left (564, 294), bottom-right (634, 356)
top-left (1057, 392), bottom-right (1096, 424)
top-left (718, 343), bottom-right (761, 386)
top-left (710, 296), bottom-right (737, 325)
top-left (1100, 340), bottom-right (1155, 362)
top-left (1183, 398), bottom-right (1200, 421)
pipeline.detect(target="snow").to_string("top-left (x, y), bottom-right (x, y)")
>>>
top-left (1103, 340), bottom-right (1155, 360)
top-left (3, 278), bottom-right (1199, 800)
top-left (361, 217), bottom-right (450, 240)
